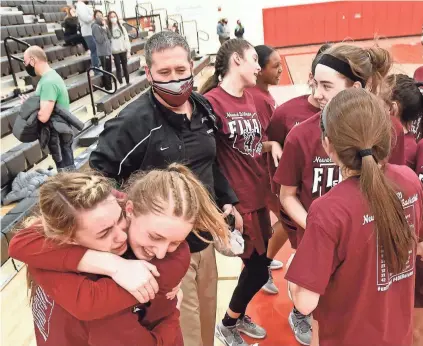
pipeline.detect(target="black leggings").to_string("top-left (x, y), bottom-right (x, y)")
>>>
top-left (113, 52), bottom-right (129, 84)
top-left (64, 34), bottom-right (88, 50)
top-left (99, 55), bottom-right (113, 90)
top-left (228, 247), bottom-right (271, 315)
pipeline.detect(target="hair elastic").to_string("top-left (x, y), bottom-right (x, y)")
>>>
top-left (318, 54), bottom-right (366, 87)
top-left (358, 148), bottom-right (373, 158)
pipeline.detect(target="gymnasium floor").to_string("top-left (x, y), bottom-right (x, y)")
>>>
top-left (1, 36), bottom-right (422, 346)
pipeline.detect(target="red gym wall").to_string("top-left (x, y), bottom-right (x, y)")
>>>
top-left (263, 1), bottom-right (423, 47)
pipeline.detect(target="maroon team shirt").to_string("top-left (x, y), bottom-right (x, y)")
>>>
top-left (390, 116), bottom-right (406, 165)
top-left (415, 139), bottom-right (423, 308)
top-left (267, 94), bottom-right (320, 195)
top-left (273, 112), bottom-right (342, 244)
top-left (286, 164), bottom-right (423, 346)
top-left (246, 86), bottom-right (277, 137)
top-left (205, 87), bottom-right (267, 214)
top-left (247, 86), bottom-right (277, 205)
top-left (404, 132), bottom-right (417, 170)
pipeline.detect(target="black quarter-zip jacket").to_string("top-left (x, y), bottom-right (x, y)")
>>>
top-left (90, 89), bottom-right (238, 253)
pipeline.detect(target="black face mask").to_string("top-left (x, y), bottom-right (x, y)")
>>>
top-left (24, 60), bottom-right (36, 77)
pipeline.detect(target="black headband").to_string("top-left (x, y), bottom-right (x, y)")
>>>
top-left (318, 54), bottom-right (366, 87)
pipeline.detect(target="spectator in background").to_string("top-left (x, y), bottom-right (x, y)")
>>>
top-left (62, 5), bottom-right (88, 50)
top-left (20, 46), bottom-right (75, 171)
top-left (75, 0), bottom-right (99, 68)
top-left (217, 18), bottom-right (230, 45)
top-left (172, 22), bottom-right (180, 34)
top-left (92, 10), bottom-right (113, 90)
top-left (234, 20), bottom-right (244, 39)
top-left (108, 11), bottom-right (131, 85)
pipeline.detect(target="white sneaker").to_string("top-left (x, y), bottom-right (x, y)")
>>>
top-left (261, 267), bottom-right (279, 294)
top-left (269, 259), bottom-right (283, 270)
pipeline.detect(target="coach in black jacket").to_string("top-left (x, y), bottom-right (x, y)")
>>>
top-left (89, 31), bottom-right (241, 346)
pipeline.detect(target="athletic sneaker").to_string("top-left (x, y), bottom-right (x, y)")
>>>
top-left (269, 259), bottom-right (283, 270)
top-left (261, 267), bottom-right (279, 294)
top-left (237, 315), bottom-right (267, 339)
top-left (215, 322), bottom-right (249, 346)
top-left (288, 310), bottom-right (312, 345)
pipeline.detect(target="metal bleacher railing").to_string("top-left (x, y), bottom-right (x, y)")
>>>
top-left (87, 66), bottom-right (118, 120)
top-left (3, 36), bottom-right (30, 95)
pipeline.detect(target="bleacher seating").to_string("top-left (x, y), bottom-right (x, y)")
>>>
top-left (1, 45), bottom-right (86, 76)
top-left (19, 4), bottom-right (65, 15)
top-left (0, 33), bottom-right (59, 56)
top-left (41, 11), bottom-right (66, 23)
top-left (0, 23), bottom-right (48, 39)
top-left (0, 13), bottom-right (24, 26)
top-left (0, 0), bottom-right (212, 271)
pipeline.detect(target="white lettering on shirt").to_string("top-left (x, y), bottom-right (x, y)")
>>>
top-left (311, 164), bottom-right (342, 195)
top-left (32, 286), bottom-right (55, 341)
top-left (363, 214), bottom-right (375, 225)
top-left (376, 193), bottom-right (418, 291)
top-left (227, 112), bottom-right (263, 157)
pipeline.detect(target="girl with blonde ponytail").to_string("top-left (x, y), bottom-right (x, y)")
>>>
top-left (285, 88), bottom-right (423, 346)
top-left (9, 164), bottom-right (228, 346)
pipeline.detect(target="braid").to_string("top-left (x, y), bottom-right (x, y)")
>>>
top-left (200, 38), bottom-right (253, 94)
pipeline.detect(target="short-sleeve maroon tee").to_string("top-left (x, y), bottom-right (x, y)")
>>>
top-left (404, 132), bottom-right (417, 170)
top-left (390, 116), bottom-right (406, 165)
top-left (286, 164), bottom-right (423, 346)
top-left (246, 86), bottom-right (277, 138)
top-left (273, 112), bottom-right (342, 243)
top-left (205, 87), bottom-right (268, 214)
top-left (267, 94), bottom-right (320, 195)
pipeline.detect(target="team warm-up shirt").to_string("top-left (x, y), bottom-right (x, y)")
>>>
top-left (267, 94), bottom-right (320, 195)
top-left (9, 226), bottom-right (189, 346)
top-left (415, 139), bottom-right (423, 308)
top-left (205, 87), bottom-right (267, 214)
top-left (247, 86), bottom-right (277, 137)
top-left (416, 140), bottom-right (423, 183)
top-left (273, 112), bottom-right (342, 244)
top-left (390, 116), bottom-right (406, 165)
top-left (247, 86), bottom-right (277, 199)
top-left (286, 164), bottom-right (423, 346)
top-left (404, 131), bottom-right (417, 170)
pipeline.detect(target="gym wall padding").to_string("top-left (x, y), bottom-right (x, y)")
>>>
top-left (263, 1), bottom-right (423, 47)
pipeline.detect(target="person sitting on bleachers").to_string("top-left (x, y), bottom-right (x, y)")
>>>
top-left (62, 5), bottom-right (88, 51)
top-left (18, 46), bottom-right (78, 172)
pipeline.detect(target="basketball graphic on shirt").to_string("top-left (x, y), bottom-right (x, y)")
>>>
top-left (226, 112), bottom-right (263, 157)
top-left (32, 286), bottom-right (55, 341)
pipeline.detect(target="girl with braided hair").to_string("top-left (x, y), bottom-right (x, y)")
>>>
top-left (9, 164), bottom-right (228, 346)
top-left (201, 38), bottom-right (282, 345)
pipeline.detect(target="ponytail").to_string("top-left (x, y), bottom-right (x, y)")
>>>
top-left (200, 71), bottom-right (220, 95)
top-left (366, 46), bottom-right (393, 94)
top-left (200, 38), bottom-right (253, 95)
top-left (360, 155), bottom-right (413, 273)
top-left (323, 88), bottom-right (414, 275)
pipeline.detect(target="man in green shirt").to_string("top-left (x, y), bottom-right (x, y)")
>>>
top-left (20, 46), bottom-right (74, 170)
